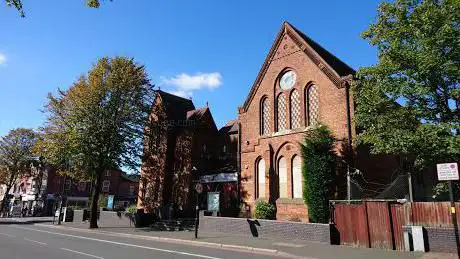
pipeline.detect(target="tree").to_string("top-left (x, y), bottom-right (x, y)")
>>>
top-left (0, 128), bottom-right (37, 213)
top-left (39, 56), bottom-right (153, 228)
top-left (353, 0), bottom-right (460, 189)
top-left (5, 0), bottom-right (110, 17)
top-left (300, 125), bottom-right (336, 223)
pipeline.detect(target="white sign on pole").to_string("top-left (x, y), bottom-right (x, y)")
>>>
top-left (436, 163), bottom-right (459, 181)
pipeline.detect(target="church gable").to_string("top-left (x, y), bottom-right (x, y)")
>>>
top-left (271, 33), bottom-right (302, 62)
top-left (241, 21), bottom-right (355, 112)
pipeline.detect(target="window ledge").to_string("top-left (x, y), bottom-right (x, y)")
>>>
top-left (260, 127), bottom-right (314, 139)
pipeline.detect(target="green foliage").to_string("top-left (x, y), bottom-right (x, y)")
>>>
top-left (0, 128), bottom-right (37, 212)
top-left (254, 200), bottom-right (276, 220)
top-left (99, 195), bottom-right (108, 208)
top-left (432, 182), bottom-right (460, 201)
top-left (5, 0), bottom-right (109, 17)
top-left (354, 0), bottom-right (460, 173)
top-left (127, 204), bottom-right (137, 213)
top-left (301, 125), bottom-right (335, 223)
top-left (38, 56), bottom-right (153, 228)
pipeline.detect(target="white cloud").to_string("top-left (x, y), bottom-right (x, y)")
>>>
top-left (161, 72), bottom-right (222, 96)
top-left (0, 52), bottom-right (6, 65)
top-left (169, 90), bottom-right (193, 99)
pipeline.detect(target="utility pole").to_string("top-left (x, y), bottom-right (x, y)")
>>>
top-left (407, 172), bottom-right (413, 202)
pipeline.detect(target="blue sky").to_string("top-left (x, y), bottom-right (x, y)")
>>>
top-left (0, 0), bottom-right (383, 136)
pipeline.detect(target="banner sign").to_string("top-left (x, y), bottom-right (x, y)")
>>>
top-left (207, 192), bottom-right (220, 212)
top-left (199, 172), bottom-right (237, 183)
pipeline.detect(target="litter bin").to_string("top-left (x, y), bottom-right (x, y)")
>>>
top-left (63, 207), bottom-right (74, 222)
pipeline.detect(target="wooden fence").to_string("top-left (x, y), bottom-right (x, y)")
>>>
top-left (331, 201), bottom-right (460, 250)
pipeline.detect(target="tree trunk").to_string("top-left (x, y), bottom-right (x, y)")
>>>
top-left (89, 172), bottom-right (101, 229)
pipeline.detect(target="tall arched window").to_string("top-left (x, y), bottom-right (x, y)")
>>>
top-left (307, 85), bottom-right (319, 126)
top-left (290, 89), bottom-right (301, 129)
top-left (277, 94), bottom-right (287, 132)
top-left (278, 157), bottom-right (288, 198)
top-left (257, 158), bottom-right (265, 198)
top-left (261, 97), bottom-right (270, 135)
top-left (292, 155), bottom-right (302, 198)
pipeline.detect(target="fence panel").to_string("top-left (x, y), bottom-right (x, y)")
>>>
top-left (333, 203), bottom-right (369, 248)
top-left (366, 202), bottom-right (394, 250)
top-left (390, 203), bottom-right (409, 251)
top-left (411, 202), bottom-right (460, 227)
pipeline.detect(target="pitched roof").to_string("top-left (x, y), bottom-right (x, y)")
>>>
top-left (289, 22), bottom-right (355, 77)
top-left (186, 107), bottom-right (208, 120)
top-left (186, 106), bottom-right (218, 131)
top-left (242, 21), bottom-right (355, 112)
top-left (219, 119), bottom-right (239, 134)
top-left (157, 90), bottom-right (195, 120)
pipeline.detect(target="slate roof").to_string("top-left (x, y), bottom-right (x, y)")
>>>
top-left (186, 107), bottom-right (208, 120)
top-left (288, 22), bottom-right (355, 77)
top-left (219, 119), bottom-right (239, 134)
top-left (157, 90), bottom-right (195, 120)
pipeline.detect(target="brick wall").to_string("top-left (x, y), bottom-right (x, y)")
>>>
top-left (200, 214), bottom-right (331, 244)
top-left (275, 199), bottom-right (308, 222)
top-left (424, 227), bottom-right (460, 253)
top-left (72, 210), bottom-right (133, 227)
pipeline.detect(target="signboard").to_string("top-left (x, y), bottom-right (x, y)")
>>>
top-left (199, 172), bottom-right (238, 183)
top-left (437, 163), bottom-right (459, 181)
top-left (107, 195), bottom-right (115, 209)
top-left (207, 192), bottom-right (220, 212)
top-left (195, 183), bottom-right (203, 194)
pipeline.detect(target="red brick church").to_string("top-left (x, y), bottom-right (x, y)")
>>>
top-left (138, 22), bottom-right (401, 221)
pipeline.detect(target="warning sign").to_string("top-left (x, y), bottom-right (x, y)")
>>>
top-left (437, 163), bottom-right (459, 181)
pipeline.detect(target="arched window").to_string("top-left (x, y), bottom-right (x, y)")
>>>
top-left (257, 158), bottom-right (266, 198)
top-left (278, 157), bottom-right (288, 198)
top-left (292, 155), bottom-right (302, 198)
top-left (290, 89), bottom-right (301, 129)
top-left (277, 94), bottom-right (287, 132)
top-left (307, 85), bottom-right (319, 126)
top-left (261, 97), bottom-right (270, 135)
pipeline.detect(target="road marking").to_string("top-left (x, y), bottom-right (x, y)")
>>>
top-left (0, 233), bottom-right (15, 238)
top-left (61, 248), bottom-right (104, 259)
top-left (11, 226), bottom-right (223, 259)
top-left (24, 238), bottom-right (48, 245)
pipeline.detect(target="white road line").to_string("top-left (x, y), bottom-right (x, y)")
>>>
top-left (61, 248), bottom-right (104, 259)
top-left (11, 226), bottom-right (223, 259)
top-left (0, 233), bottom-right (15, 238)
top-left (24, 238), bottom-right (48, 246)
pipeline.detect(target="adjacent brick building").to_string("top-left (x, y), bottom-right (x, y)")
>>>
top-left (138, 91), bottom-right (238, 217)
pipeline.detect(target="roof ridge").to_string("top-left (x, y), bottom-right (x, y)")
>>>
top-left (286, 22), bottom-right (355, 74)
top-left (158, 90), bottom-right (193, 103)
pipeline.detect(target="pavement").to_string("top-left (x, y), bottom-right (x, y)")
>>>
top-left (37, 221), bottom-right (430, 259)
top-left (0, 216), bottom-right (53, 224)
top-left (0, 220), bottom-right (456, 259)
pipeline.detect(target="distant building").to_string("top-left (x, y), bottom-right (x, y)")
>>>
top-left (3, 167), bottom-right (139, 215)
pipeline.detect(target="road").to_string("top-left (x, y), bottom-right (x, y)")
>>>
top-left (0, 224), bottom-right (296, 259)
